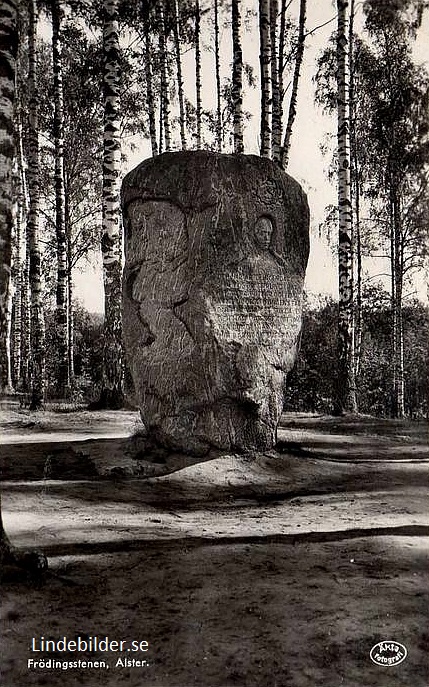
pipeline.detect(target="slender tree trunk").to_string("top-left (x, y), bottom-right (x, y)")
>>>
top-left (393, 188), bottom-right (405, 417)
top-left (67, 271), bottom-right (74, 384)
top-left (277, 0), bottom-right (287, 163)
top-left (3, 155), bottom-right (17, 393)
top-left (396, 290), bottom-right (405, 416)
top-left (232, 0), bottom-right (244, 153)
top-left (0, 0), bottom-right (47, 573)
top-left (398, 235), bottom-right (405, 417)
top-left (348, 0), bottom-right (362, 381)
top-left (21, 235), bottom-right (30, 392)
top-left (278, 0), bottom-right (286, 102)
top-left (259, 0), bottom-right (272, 157)
top-left (66, 230), bottom-right (74, 386)
top-left (0, 0), bottom-right (17, 561)
top-left (11, 184), bottom-right (22, 389)
top-left (270, 0), bottom-right (281, 162)
top-left (142, 0), bottom-right (158, 156)
top-left (100, 0), bottom-right (123, 409)
top-left (158, 81), bottom-right (164, 154)
top-left (387, 163), bottom-right (406, 419)
top-left (195, 0), bottom-right (202, 147)
top-left (172, 0), bottom-right (187, 150)
top-left (353, 166), bottom-right (362, 378)
top-left (64, 187), bottom-right (74, 386)
top-left (52, 0), bottom-right (68, 398)
top-left (214, 0), bottom-right (222, 151)
top-left (389, 183), bottom-right (397, 416)
top-left (12, 282), bottom-right (21, 396)
top-left (280, 0), bottom-right (306, 168)
top-left (4, 157), bottom-right (20, 394)
top-left (334, 0), bottom-right (357, 414)
top-left (156, 0), bottom-right (171, 151)
top-left (27, 0), bottom-right (45, 410)
top-left (0, 0), bottom-right (16, 394)
top-left (14, 84), bottom-right (29, 391)
top-left (4, 260), bottom-right (13, 391)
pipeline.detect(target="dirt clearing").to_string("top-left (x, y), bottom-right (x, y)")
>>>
top-left (1, 409), bottom-right (428, 687)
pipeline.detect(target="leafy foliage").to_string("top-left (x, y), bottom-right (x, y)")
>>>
top-left (284, 297), bottom-right (337, 413)
top-left (285, 292), bottom-right (429, 417)
top-left (44, 304), bottom-right (103, 401)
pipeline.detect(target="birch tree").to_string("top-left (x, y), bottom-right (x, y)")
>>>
top-left (13, 43), bottom-right (29, 391)
top-left (348, 0), bottom-right (363, 380)
top-left (315, 0), bottom-right (429, 416)
top-left (0, 0), bottom-right (16, 395)
top-left (231, 0), bottom-right (243, 153)
top-left (335, 0), bottom-right (357, 413)
top-left (280, 0), bottom-right (307, 168)
top-left (141, 1), bottom-right (158, 156)
top-left (156, 0), bottom-right (171, 151)
top-left (52, 0), bottom-right (68, 397)
top-left (27, 0), bottom-right (46, 409)
top-left (270, 0), bottom-right (281, 162)
top-left (172, 0), bottom-right (187, 150)
top-left (214, 0), bottom-right (222, 151)
top-left (195, 0), bottom-right (202, 147)
top-left (99, 0), bottom-right (123, 408)
top-left (0, 0), bottom-right (47, 572)
top-left (11, 160), bottom-right (22, 388)
top-left (10, 118), bottom-right (27, 391)
top-left (259, 0), bottom-right (271, 157)
top-left (362, 0), bottom-right (429, 417)
top-left (21, 240), bottom-right (31, 392)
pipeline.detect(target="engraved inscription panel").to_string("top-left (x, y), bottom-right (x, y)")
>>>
top-left (212, 254), bottom-right (302, 346)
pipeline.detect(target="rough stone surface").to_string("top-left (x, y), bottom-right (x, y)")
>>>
top-left (121, 151), bottom-right (309, 454)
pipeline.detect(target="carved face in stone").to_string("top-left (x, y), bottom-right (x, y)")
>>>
top-left (253, 216), bottom-right (273, 250)
top-left (122, 152), bottom-right (309, 454)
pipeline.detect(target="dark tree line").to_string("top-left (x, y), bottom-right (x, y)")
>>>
top-left (285, 292), bottom-right (429, 418)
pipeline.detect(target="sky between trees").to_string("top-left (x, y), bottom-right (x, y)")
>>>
top-left (67, 1), bottom-right (429, 313)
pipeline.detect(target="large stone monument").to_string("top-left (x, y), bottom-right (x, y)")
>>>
top-left (121, 151), bottom-right (309, 454)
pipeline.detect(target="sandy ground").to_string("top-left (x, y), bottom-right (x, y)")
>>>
top-left (0, 407), bottom-right (428, 687)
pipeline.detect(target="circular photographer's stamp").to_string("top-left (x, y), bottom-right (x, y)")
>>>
top-left (370, 640), bottom-right (407, 666)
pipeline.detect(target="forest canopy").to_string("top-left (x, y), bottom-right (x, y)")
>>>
top-left (0, 0), bottom-right (428, 418)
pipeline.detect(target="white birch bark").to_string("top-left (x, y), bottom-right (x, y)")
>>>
top-left (142, 1), bottom-right (158, 156)
top-left (270, 0), bottom-right (281, 162)
top-left (232, 0), bottom-right (244, 153)
top-left (259, 0), bottom-right (272, 157)
top-left (172, 0), bottom-right (187, 150)
top-left (100, 0), bottom-right (123, 408)
top-left (214, 0), bottom-right (222, 151)
top-left (156, 0), bottom-right (171, 151)
top-left (280, 0), bottom-right (307, 169)
top-left (0, 0), bottom-right (17, 393)
top-left (335, 0), bottom-right (357, 413)
top-left (52, 0), bottom-right (69, 397)
top-left (195, 0), bottom-right (202, 147)
top-left (27, 0), bottom-right (45, 409)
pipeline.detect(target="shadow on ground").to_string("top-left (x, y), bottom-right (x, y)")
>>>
top-left (1, 410), bottom-right (428, 687)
